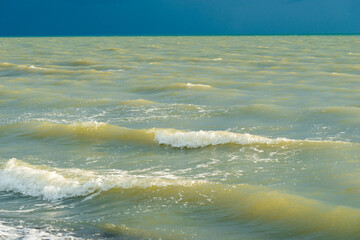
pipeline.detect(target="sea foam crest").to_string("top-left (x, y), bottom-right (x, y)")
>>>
top-left (0, 221), bottom-right (79, 240)
top-left (153, 129), bottom-right (291, 148)
top-left (185, 83), bottom-right (212, 88)
top-left (3, 121), bottom-right (347, 149)
top-left (0, 158), bottom-right (198, 201)
top-left (70, 121), bottom-right (106, 130)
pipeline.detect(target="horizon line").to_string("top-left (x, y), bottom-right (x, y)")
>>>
top-left (0, 33), bottom-right (359, 38)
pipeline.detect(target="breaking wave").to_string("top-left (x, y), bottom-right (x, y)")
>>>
top-left (1, 159), bottom-right (359, 238)
top-left (0, 221), bottom-right (79, 240)
top-left (154, 128), bottom-right (291, 148)
top-left (0, 158), bottom-right (199, 201)
top-left (0, 121), bottom-right (348, 148)
top-left (184, 83), bottom-right (212, 89)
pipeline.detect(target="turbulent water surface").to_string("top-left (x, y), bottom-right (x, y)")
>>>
top-left (0, 36), bottom-right (359, 239)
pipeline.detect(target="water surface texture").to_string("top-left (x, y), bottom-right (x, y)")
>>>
top-left (0, 36), bottom-right (359, 239)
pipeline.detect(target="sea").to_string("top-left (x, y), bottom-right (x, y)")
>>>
top-left (0, 36), bottom-right (359, 239)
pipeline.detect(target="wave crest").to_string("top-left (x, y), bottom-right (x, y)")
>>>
top-left (1, 159), bottom-right (359, 237)
top-left (1, 121), bottom-right (349, 148)
top-left (0, 221), bottom-right (79, 240)
top-left (154, 129), bottom-right (290, 148)
top-left (117, 99), bottom-right (159, 106)
top-left (0, 158), bottom-right (198, 201)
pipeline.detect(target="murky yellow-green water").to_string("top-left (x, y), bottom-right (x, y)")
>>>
top-left (0, 36), bottom-right (359, 239)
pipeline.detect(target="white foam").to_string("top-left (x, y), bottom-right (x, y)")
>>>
top-left (0, 158), bottom-right (198, 201)
top-left (0, 221), bottom-right (78, 240)
top-left (185, 83), bottom-right (212, 88)
top-left (153, 129), bottom-right (291, 148)
top-left (28, 65), bottom-right (45, 70)
top-left (5, 121), bottom-right (348, 149)
top-left (70, 121), bottom-right (106, 130)
top-left (100, 69), bottom-right (123, 72)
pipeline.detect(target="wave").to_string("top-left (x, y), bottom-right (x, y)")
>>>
top-left (100, 223), bottom-right (185, 240)
top-left (309, 106), bottom-right (360, 117)
top-left (183, 83), bottom-right (212, 89)
top-left (0, 221), bottom-right (79, 240)
top-left (302, 107), bottom-right (360, 126)
top-left (0, 62), bottom-right (111, 76)
top-left (55, 59), bottom-right (98, 66)
top-left (228, 104), bottom-right (290, 119)
top-left (153, 128), bottom-right (292, 148)
top-left (0, 121), bottom-right (349, 148)
top-left (163, 82), bottom-right (213, 90)
top-left (117, 99), bottom-right (160, 106)
top-left (0, 158), bottom-right (199, 201)
top-left (1, 159), bottom-right (359, 238)
top-left (0, 85), bottom-right (21, 97)
top-left (133, 83), bottom-right (213, 92)
top-left (179, 57), bottom-right (223, 62)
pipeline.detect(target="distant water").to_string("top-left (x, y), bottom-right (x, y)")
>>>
top-left (0, 36), bottom-right (359, 239)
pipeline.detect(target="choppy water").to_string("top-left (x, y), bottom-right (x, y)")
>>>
top-left (0, 36), bottom-right (359, 239)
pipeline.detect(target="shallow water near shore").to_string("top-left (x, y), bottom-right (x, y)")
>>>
top-left (0, 36), bottom-right (359, 239)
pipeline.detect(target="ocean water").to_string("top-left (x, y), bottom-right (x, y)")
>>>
top-left (0, 36), bottom-right (359, 239)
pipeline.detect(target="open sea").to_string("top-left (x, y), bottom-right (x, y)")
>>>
top-left (0, 36), bottom-right (359, 239)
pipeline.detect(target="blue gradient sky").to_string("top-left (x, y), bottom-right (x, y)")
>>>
top-left (0, 0), bottom-right (359, 36)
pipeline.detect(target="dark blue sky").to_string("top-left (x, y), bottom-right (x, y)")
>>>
top-left (0, 0), bottom-right (359, 36)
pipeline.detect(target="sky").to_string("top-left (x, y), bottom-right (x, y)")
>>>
top-left (0, 0), bottom-right (359, 36)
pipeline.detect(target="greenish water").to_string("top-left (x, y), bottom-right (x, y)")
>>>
top-left (0, 36), bottom-right (359, 239)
